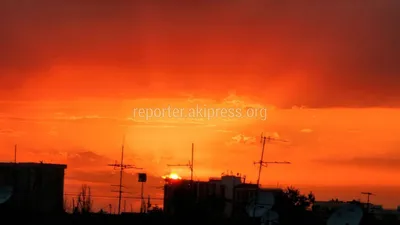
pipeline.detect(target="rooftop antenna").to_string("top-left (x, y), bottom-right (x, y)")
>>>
top-left (361, 192), bottom-right (375, 213)
top-left (253, 132), bottom-right (291, 217)
top-left (14, 144), bottom-right (17, 163)
top-left (167, 143), bottom-right (194, 183)
top-left (108, 135), bottom-right (143, 214)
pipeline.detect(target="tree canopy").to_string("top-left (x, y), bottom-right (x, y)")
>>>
top-left (273, 186), bottom-right (317, 225)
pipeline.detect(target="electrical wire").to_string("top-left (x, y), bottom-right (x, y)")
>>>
top-left (64, 193), bottom-right (163, 200)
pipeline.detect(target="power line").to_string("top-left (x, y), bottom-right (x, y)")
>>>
top-left (64, 193), bottom-right (163, 200)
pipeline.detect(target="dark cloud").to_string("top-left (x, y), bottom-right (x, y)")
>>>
top-left (0, 128), bottom-right (24, 137)
top-left (22, 149), bottom-right (141, 168)
top-left (66, 170), bottom-right (163, 193)
top-left (1, 0), bottom-right (399, 107)
top-left (0, 113), bottom-right (212, 128)
top-left (58, 150), bottom-right (163, 193)
top-left (0, 129), bottom-right (14, 134)
top-left (66, 151), bottom-right (114, 168)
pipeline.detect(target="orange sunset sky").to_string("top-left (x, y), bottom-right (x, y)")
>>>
top-left (1, 0), bottom-right (400, 211)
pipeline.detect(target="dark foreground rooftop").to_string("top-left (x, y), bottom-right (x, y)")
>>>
top-left (0, 162), bottom-right (67, 169)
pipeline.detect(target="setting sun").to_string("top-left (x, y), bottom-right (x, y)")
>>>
top-left (162, 173), bottom-right (182, 180)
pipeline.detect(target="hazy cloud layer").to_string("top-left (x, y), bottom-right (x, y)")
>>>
top-left (0, 0), bottom-right (399, 107)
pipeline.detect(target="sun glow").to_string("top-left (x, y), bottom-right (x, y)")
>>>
top-left (162, 172), bottom-right (182, 180)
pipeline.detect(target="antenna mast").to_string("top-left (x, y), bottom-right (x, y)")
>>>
top-left (14, 144), bottom-right (17, 163)
top-left (361, 192), bottom-right (375, 213)
top-left (108, 136), bottom-right (143, 214)
top-left (191, 143), bottom-right (194, 181)
top-left (167, 143), bottom-right (194, 182)
top-left (253, 133), bottom-right (291, 217)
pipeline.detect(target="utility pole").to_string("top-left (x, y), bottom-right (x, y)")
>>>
top-left (167, 143), bottom-right (194, 183)
top-left (137, 173), bottom-right (147, 213)
top-left (140, 181), bottom-right (145, 213)
top-left (108, 136), bottom-right (143, 214)
top-left (253, 133), bottom-right (291, 217)
top-left (147, 195), bottom-right (151, 212)
top-left (361, 192), bottom-right (375, 213)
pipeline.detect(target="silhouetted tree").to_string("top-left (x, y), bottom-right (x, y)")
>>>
top-left (273, 186), bottom-right (317, 225)
top-left (63, 196), bottom-right (68, 212)
top-left (149, 205), bottom-right (163, 214)
top-left (74, 184), bottom-right (93, 214)
top-left (329, 198), bottom-right (342, 202)
top-left (283, 186), bottom-right (315, 209)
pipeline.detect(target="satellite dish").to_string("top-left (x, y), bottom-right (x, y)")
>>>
top-left (0, 186), bottom-right (12, 204)
top-left (246, 191), bottom-right (275, 217)
top-left (327, 204), bottom-right (363, 225)
top-left (246, 204), bottom-right (269, 217)
top-left (261, 210), bottom-right (279, 225)
top-left (258, 191), bottom-right (275, 208)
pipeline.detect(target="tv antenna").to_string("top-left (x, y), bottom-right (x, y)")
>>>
top-left (361, 192), bottom-right (375, 213)
top-left (108, 135), bottom-right (143, 214)
top-left (167, 143), bottom-right (194, 182)
top-left (253, 133), bottom-right (291, 217)
top-left (14, 144), bottom-right (17, 163)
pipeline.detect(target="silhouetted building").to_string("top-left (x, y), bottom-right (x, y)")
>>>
top-left (163, 174), bottom-right (244, 216)
top-left (312, 200), bottom-right (349, 219)
top-left (218, 175), bottom-right (242, 216)
top-left (163, 178), bottom-right (218, 215)
top-left (163, 174), bottom-right (283, 219)
top-left (313, 200), bottom-right (347, 211)
top-left (0, 162), bottom-right (67, 214)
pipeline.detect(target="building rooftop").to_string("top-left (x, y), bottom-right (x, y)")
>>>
top-left (0, 162), bottom-right (67, 169)
top-left (164, 178), bottom-right (209, 184)
top-left (234, 184), bottom-right (283, 192)
top-left (260, 187), bottom-right (283, 192)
